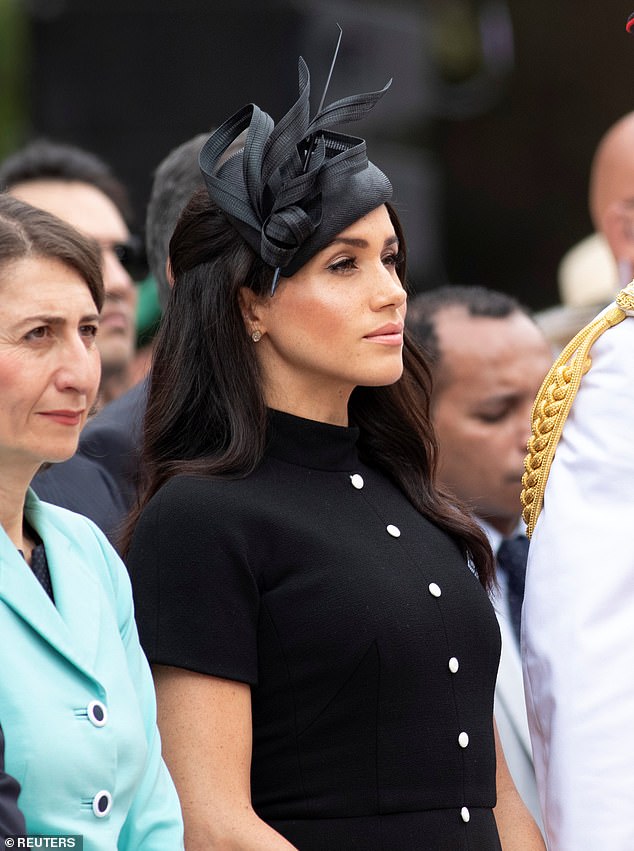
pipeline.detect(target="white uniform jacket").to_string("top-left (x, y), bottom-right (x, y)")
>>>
top-left (523, 307), bottom-right (634, 850)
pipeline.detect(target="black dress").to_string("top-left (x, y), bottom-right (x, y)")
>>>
top-left (127, 411), bottom-right (502, 850)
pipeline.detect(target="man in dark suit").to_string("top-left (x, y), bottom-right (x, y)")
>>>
top-left (407, 285), bottom-right (552, 832)
top-left (0, 724), bottom-right (25, 838)
top-left (28, 133), bottom-right (209, 546)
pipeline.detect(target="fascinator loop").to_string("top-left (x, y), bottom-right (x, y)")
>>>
top-left (199, 56), bottom-right (392, 284)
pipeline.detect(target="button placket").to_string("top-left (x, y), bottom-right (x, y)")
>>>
top-left (348, 472), bottom-right (402, 541)
top-left (349, 465), bottom-right (473, 810)
top-left (419, 551), bottom-right (472, 819)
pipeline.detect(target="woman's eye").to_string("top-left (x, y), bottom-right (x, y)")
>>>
top-left (383, 250), bottom-right (403, 267)
top-left (24, 326), bottom-right (49, 341)
top-left (80, 324), bottom-right (99, 339)
top-left (328, 257), bottom-right (357, 273)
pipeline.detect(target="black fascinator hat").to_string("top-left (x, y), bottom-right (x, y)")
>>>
top-left (199, 54), bottom-right (392, 290)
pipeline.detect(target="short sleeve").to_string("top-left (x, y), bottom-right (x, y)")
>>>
top-left (126, 476), bottom-right (260, 684)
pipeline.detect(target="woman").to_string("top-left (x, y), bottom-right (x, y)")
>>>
top-left (0, 194), bottom-right (183, 848)
top-left (125, 59), bottom-right (544, 849)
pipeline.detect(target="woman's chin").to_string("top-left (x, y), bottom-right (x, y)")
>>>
top-left (40, 444), bottom-right (81, 467)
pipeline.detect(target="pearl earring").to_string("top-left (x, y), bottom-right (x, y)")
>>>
top-left (251, 329), bottom-right (262, 343)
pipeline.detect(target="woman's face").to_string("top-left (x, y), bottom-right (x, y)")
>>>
top-left (0, 255), bottom-right (101, 478)
top-left (245, 205), bottom-right (407, 424)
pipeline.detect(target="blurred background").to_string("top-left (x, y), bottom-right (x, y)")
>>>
top-left (2, 0), bottom-right (634, 314)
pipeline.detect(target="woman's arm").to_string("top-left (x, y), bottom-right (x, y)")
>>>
top-left (493, 720), bottom-right (545, 850)
top-left (153, 665), bottom-right (297, 851)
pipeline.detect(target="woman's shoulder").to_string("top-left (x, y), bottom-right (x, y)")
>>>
top-left (128, 473), bottom-right (266, 587)
top-left (30, 493), bottom-right (112, 550)
top-left (29, 493), bottom-right (127, 602)
top-left (142, 472), bottom-right (266, 521)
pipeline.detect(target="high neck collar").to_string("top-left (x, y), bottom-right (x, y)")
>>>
top-left (266, 409), bottom-right (360, 471)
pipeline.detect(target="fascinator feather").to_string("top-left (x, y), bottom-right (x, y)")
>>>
top-left (199, 55), bottom-right (392, 289)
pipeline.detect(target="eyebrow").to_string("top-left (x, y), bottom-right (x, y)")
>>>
top-left (328, 234), bottom-right (399, 249)
top-left (17, 313), bottom-right (101, 327)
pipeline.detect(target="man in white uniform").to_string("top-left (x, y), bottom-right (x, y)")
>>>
top-left (521, 111), bottom-right (634, 851)
top-left (522, 285), bottom-right (634, 849)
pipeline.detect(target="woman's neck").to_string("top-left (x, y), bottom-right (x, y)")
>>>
top-left (0, 467), bottom-right (33, 551)
top-left (264, 390), bottom-right (351, 427)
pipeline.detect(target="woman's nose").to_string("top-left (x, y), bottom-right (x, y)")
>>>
top-left (372, 264), bottom-right (407, 310)
top-left (54, 337), bottom-right (100, 396)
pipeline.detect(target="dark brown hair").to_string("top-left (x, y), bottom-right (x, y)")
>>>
top-left (123, 190), bottom-right (494, 587)
top-left (0, 139), bottom-right (132, 227)
top-left (0, 193), bottom-right (104, 310)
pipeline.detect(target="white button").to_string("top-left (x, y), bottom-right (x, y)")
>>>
top-left (350, 474), bottom-right (364, 489)
top-left (92, 790), bottom-right (112, 818)
top-left (87, 700), bottom-right (108, 728)
top-left (448, 657), bottom-right (459, 674)
top-left (461, 806), bottom-right (470, 823)
top-left (386, 524), bottom-right (401, 538)
top-left (458, 731), bottom-right (469, 748)
top-left (428, 582), bottom-right (442, 598)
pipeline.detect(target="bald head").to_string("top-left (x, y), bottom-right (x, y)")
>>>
top-left (588, 113), bottom-right (634, 279)
top-left (590, 112), bottom-right (634, 227)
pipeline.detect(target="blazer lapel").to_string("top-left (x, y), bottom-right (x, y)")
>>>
top-left (0, 493), bottom-right (102, 684)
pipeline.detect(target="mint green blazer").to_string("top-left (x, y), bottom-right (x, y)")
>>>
top-left (0, 490), bottom-right (184, 849)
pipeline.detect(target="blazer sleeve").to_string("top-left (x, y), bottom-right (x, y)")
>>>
top-left (88, 524), bottom-right (184, 851)
top-left (0, 724), bottom-right (26, 840)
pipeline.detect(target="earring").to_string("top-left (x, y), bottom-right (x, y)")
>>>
top-left (251, 329), bottom-right (262, 343)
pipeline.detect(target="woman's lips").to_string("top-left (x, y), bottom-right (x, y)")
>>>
top-left (364, 323), bottom-right (404, 345)
top-left (38, 410), bottom-right (84, 426)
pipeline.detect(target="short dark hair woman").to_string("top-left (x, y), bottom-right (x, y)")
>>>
top-left (0, 194), bottom-right (183, 848)
top-left (125, 59), bottom-right (544, 850)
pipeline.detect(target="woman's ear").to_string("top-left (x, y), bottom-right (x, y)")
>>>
top-left (165, 258), bottom-right (175, 287)
top-left (238, 287), bottom-right (268, 333)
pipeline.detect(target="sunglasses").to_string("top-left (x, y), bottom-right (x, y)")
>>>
top-left (99, 235), bottom-right (148, 282)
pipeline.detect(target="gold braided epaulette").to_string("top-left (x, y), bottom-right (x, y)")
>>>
top-left (520, 283), bottom-right (634, 537)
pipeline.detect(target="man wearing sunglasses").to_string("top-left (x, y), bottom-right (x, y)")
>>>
top-left (0, 139), bottom-right (144, 409)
